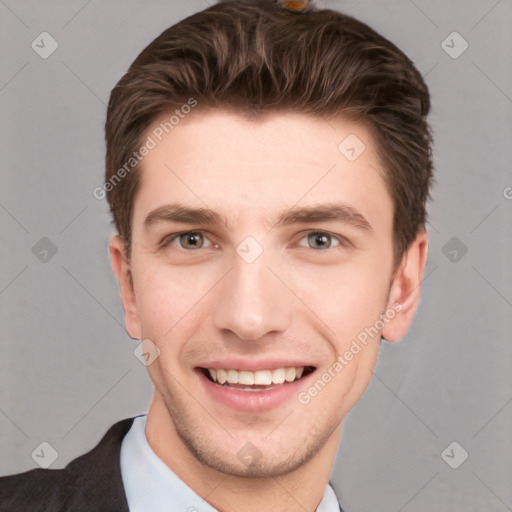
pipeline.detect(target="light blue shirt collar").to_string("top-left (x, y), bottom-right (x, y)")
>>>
top-left (120, 415), bottom-right (341, 512)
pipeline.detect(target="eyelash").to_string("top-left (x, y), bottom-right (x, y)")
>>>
top-left (160, 231), bottom-right (217, 250)
top-left (160, 230), bottom-right (347, 251)
top-left (298, 231), bottom-right (346, 250)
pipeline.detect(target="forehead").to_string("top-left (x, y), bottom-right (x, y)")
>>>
top-left (133, 109), bottom-right (392, 231)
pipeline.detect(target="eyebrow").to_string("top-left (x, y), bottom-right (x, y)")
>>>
top-left (275, 204), bottom-right (372, 232)
top-left (144, 204), bottom-right (224, 227)
top-left (144, 202), bottom-right (372, 233)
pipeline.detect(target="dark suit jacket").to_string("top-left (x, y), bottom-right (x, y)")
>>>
top-left (0, 417), bottom-right (344, 511)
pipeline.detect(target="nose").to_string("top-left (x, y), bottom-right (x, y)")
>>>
top-left (213, 252), bottom-right (292, 341)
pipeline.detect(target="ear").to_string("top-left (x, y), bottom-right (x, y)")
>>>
top-left (109, 235), bottom-right (142, 340)
top-left (381, 228), bottom-right (429, 342)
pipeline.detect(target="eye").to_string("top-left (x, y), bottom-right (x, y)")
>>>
top-left (299, 231), bottom-right (344, 250)
top-left (162, 231), bottom-right (211, 250)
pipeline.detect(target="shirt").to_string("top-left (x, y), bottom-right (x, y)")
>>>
top-left (120, 414), bottom-right (341, 512)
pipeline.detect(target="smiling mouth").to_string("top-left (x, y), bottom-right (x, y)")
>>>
top-left (199, 366), bottom-right (316, 391)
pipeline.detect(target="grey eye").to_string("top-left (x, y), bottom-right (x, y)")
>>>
top-left (179, 232), bottom-right (204, 249)
top-left (307, 232), bottom-right (333, 249)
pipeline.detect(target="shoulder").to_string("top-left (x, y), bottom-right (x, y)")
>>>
top-left (0, 467), bottom-right (67, 511)
top-left (0, 417), bottom-right (135, 512)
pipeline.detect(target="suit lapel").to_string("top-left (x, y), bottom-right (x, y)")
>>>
top-left (64, 417), bottom-right (135, 511)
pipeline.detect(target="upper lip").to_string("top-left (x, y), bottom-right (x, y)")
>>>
top-left (196, 358), bottom-right (316, 372)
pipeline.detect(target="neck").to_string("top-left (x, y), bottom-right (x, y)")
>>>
top-left (145, 394), bottom-right (341, 512)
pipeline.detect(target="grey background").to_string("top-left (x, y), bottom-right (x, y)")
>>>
top-left (1, 1), bottom-right (511, 510)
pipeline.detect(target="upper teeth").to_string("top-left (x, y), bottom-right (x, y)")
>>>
top-left (208, 367), bottom-right (305, 385)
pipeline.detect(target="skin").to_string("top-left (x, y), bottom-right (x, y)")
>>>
top-left (110, 109), bottom-right (428, 512)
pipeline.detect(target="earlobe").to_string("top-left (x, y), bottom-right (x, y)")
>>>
top-left (109, 235), bottom-right (142, 340)
top-left (382, 229), bottom-right (429, 342)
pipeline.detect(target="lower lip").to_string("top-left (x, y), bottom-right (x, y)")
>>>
top-left (196, 369), bottom-right (316, 412)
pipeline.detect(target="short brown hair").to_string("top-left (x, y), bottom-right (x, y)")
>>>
top-left (105, 0), bottom-right (433, 262)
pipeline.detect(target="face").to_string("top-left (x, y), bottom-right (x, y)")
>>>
top-left (110, 109), bottom-right (427, 478)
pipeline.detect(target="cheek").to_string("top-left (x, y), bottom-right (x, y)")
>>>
top-left (133, 264), bottom-right (211, 341)
top-left (132, 265), bottom-right (214, 388)
top-left (295, 262), bottom-right (389, 418)
top-left (290, 255), bottom-right (392, 347)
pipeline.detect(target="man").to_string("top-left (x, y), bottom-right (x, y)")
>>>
top-left (0, 0), bottom-right (432, 510)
